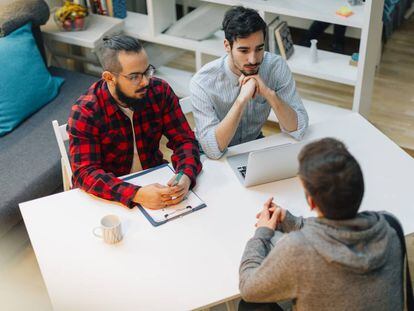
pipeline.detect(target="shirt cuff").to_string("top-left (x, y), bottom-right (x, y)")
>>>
top-left (121, 185), bottom-right (141, 208)
top-left (253, 226), bottom-right (275, 240)
top-left (198, 128), bottom-right (226, 160)
top-left (277, 210), bottom-right (303, 233)
top-left (280, 108), bottom-right (308, 140)
top-left (182, 167), bottom-right (197, 189)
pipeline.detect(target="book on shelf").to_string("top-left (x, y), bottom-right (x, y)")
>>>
top-left (112, 0), bottom-right (127, 19)
top-left (274, 21), bottom-right (294, 60)
top-left (100, 0), bottom-right (108, 16)
top-left (266, 16), bottom-right (281, 55)
top-left (85, 0), bottom-right (126, 18)
top-left (106, 0), bottom-right (114, 17)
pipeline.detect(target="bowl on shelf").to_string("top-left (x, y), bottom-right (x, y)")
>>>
top-left (53, 2), bottom-right (89, 32)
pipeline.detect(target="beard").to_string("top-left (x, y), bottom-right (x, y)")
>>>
top-left (239, 66), bottom-right (260, 76)
top-left (230, 51), bottom-right (261, 76)
top-left (115, 83), bottom-right (148, 110)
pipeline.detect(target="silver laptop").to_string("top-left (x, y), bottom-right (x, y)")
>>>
top-left (226, 142), bottom-right (305, 187)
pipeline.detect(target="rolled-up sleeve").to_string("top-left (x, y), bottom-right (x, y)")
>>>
top-left (275, 60), bottom-right (309, 140)
top-left (190, 78), bottom-right (224, 159)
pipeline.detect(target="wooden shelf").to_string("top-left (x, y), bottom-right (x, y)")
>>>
top-left (201, 0), bottom-right (365, 28)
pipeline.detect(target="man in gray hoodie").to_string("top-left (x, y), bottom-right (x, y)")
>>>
top-left (239, 138), bottom-right (403, 311)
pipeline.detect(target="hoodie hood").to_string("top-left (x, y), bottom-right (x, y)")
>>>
top-left (301, 211), bottom-right (392, 273)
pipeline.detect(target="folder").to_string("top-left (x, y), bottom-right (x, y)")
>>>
top-left (123, 164), bottom-right (206, 226)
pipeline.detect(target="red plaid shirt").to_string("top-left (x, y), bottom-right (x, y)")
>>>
top-left (67, 78), bottom-right (202, 207)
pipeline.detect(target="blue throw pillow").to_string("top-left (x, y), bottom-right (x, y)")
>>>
top-left (0, 22), bottom-right (64, 136)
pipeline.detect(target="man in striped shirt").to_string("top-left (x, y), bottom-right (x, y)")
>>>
top-left (190, 6), bottom-right (308, 159)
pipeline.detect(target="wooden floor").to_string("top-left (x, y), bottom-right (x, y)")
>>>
top-left (295, 16), bottom-right (414, 151)
top-left (1, 13), bottom-right (414, 311)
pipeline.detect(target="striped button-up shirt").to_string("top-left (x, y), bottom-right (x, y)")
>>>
top-left (190, 52), bottom-right (308, 159)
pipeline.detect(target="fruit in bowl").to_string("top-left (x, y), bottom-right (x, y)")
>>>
top-left (54, 1), bottom-right (89, 31)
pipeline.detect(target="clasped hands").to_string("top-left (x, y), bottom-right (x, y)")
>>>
top-left (237, 73), bottom-right (274, 103)
top-left (256, 197), bottom-right (286, 230)
top-left (133, 173), bottom-right (191, 210)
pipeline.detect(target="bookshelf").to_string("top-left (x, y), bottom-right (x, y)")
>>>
top-left (123, 0), bottom-right (384, 119)
top-left (42, 0), bottom-right (385, 119)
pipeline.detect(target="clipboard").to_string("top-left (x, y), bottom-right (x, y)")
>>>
top-left (123, 164), bottom-right (206, 226)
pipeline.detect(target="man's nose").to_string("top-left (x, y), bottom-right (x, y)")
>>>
top-left (140, 74), bottom-right (150, 87)
top-left (248, 52), bottom-right (257, 64)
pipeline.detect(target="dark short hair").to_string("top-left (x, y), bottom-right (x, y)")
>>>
top-left (222, 6), bottom-right (266, 47)
top-left (99, 35), bottom-right (143, 72)
top-left (298, 138), bottom-right (364, 220)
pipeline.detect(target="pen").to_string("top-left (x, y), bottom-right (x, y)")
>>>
top-left (171, 171), bottom-right (184, 187)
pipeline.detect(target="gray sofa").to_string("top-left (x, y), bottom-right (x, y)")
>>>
top-left (0, 30), bottom-right (97, 238)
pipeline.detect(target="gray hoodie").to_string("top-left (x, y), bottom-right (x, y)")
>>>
top-left (239, 211), bottom-right (403, 310)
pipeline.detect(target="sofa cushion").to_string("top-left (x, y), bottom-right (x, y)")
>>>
top-left (0, 22), bottom-right (64, 136)
top-left (0, 67), bottom-right (97, 238)
top-left (0, 0), bottom-right (50, 37)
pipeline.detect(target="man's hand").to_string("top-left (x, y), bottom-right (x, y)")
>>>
top-left (165, 173), bottom-right (191, 205)
top-left (256, 197), bottom-right (286, 230)
top-left (241, 74), bottom-right (273, 101)
top-left (237, 74), bottom-right (258, 104)
top-left (133, 183), bottom-right (180, 210)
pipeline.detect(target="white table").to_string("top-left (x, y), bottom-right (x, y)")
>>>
top-left (20, 113), bottom-right (414, 311)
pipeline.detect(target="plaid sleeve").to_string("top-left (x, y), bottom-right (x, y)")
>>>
top-left (67, 102), bottom-right (140, 207)
top-left (161, 84), bottom-right (202, 187)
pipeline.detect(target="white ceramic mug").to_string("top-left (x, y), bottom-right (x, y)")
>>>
top-left (93, 215), bottom-right (123, 244)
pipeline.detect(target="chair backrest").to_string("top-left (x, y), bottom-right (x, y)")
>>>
top-left (52, 120), bottom-right (72, 188)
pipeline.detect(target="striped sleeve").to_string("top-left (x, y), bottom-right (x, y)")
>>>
top-left (190, 78), bottom-right (225, 160)
top-left (275, 59), bottom-right (309, 140)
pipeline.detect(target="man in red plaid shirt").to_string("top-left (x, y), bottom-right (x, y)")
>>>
top-left (67, 35), bottom-right (202, 209)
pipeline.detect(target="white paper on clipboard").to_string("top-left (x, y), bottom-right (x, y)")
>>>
top-left (127, 165), bottom-right (204, 223)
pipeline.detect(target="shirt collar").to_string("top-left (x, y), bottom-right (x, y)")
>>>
top-left (102, 80), bottom-right (123, 117)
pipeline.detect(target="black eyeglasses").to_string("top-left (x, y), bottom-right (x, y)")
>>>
top-left (113, 64), bottom-right (155, 85)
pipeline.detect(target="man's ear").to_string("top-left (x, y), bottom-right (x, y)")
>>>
top-left (102, 71), bottom-right (115, 85)
top-left (224, 39), bottom-right (231, 54)
top-left (306, 194), bottom-right (317, 211)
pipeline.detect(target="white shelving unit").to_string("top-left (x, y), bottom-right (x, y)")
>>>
top-left (42, 0), bottom-right (384, 119)
top-left (122, 0), bottom-right (384, 119)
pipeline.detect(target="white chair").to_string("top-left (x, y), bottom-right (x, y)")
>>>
top-left (179, 96), bottom-right (193, 114)
top-left (52, 120), bottom-right (72, 191)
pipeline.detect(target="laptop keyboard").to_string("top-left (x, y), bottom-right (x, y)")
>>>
top-left (237, 166), bottom-right (247, 178)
